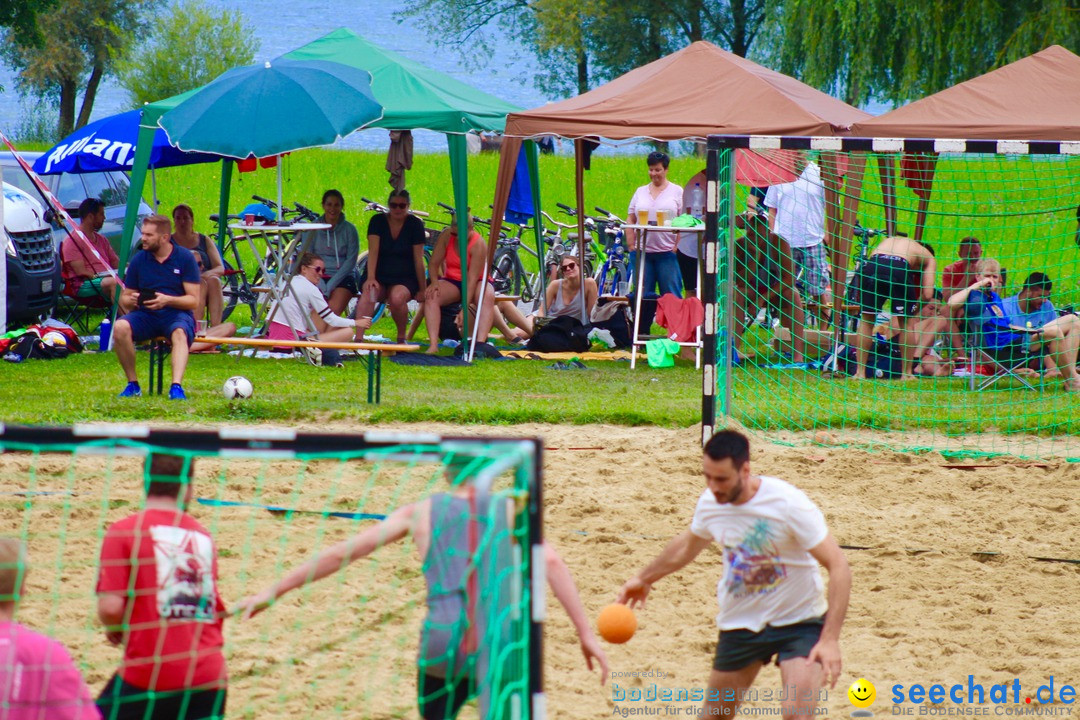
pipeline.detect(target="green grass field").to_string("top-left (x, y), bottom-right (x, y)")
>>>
top-left (5, 148), bottom-right (1080, 450)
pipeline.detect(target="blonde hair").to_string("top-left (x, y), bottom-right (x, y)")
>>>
top-left (0, 537), bottom-right (27, 602)
top-left (975, 258), bottom-right (1001, 275)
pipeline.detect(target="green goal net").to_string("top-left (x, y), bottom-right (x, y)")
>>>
top-left (703, 139), bottom-right (1080, 460)
top-left (0, 424), bottom-right (543, 720)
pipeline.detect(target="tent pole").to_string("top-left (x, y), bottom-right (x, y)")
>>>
top-left (573, 139), bottom-right (587, 322)
top-left (524, 139), bottom-right (546, 315)
top-left (276, 156), bottom-right (284, 219)
top-left (447, 133), bottom-right (472, 359)
top-left (150, 166), bottom-right (159, 211)
top-left (118, 122), bottom-right (157, 277)
top-left (217, 159), bottom-right (233, 251)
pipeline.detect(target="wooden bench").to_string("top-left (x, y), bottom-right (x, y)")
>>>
top-left (194, 336), bottom-right (420, 403)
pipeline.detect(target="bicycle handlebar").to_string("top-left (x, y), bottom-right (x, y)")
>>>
top-left (251, 194), bottom-right (276, 208)
top-left (556, 202), bottom-right (576, 215)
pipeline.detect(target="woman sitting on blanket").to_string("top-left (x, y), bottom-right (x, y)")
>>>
top-left (265, 251), bottom-right (371, 365)
top-left (488, 255), bottom-right (599, 341)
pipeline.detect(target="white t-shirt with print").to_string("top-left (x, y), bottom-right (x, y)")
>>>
top-left (764, 162), bottom-right (825, 249)
top-left (270, 274), bottom-right (354, 332)
top-left (628, 182), bottom-right (684, 253)
top-left (690, 476), bottom-right (828, 632)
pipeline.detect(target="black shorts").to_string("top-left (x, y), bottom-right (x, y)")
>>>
top-left (360, 271), bottom-right (420, 297)
top-left (418, 671), bottom-right (474, 720)
top-left (330, 269), bottom-right (360, 295)
top-left (713, 616), bottom-right (824, 672)
top-left (97, 674), bottom-right (226, 720)
top-left (855, 255), bottom-right (919, 316)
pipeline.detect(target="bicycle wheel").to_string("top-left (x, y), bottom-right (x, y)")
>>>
top-left (491, 248), bottom-right (522, 297)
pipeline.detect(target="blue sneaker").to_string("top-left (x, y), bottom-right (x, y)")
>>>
top-left (168, 383), bottom-right (187, 401)
top-left (118, 382), bottom-right (141, 398)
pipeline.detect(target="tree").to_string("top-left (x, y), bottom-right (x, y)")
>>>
top-left (0, 0), bottom-right (56, 47)
top-left (769, 0), bottom-right (1080, 107)
top-left (0, 0), bottom-right (162, 137)
top-left (116, 0), bottom-right (259, 108)
top-left (398, 0), bottom-right (769, 98)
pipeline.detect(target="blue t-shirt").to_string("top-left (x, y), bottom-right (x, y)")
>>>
top-left (965, 290), bottom-right (1017, 348)
top-left (124, 241), bottom-right (200, 299)
top-left (1001, 293), bottom-right (1056, 329)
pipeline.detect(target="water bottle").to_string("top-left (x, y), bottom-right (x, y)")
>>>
top-left (688, 182), bottom-right (706, 220)
top-left (99, 318), bottom-right (112, 352)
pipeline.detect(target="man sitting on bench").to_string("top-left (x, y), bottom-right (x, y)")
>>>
top-left (266, 252), bottom-right (371, 367)
top-left (850, 236), bottom-right (936, 381)
top-left (114, 215), bottom-right (200, 400)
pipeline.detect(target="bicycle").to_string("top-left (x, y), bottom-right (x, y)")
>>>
top-left (590, 206), bottom-right (630, 296)
top-left (211, 196), bottom-right (315, 322)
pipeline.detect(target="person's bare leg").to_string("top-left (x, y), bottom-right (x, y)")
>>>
top-left (777, 656), bottom-right (825, 720)
top-left (318, 326), bottom-right (357, 344)
top-left (353, 290), bottom-right (381, 341)
top-left (948, 305), bottom-right (967, 358)
top-left (207, 277), bottom-right (224, 326)
top-left (388, 285), bottom-right (411, 343)
top-left (101, 276), bottom-right (118, 303)
top-left (703, 662), bottom-right (762, 718)
top-left (851, 313), bottom-right (874, 379)
top-left (423, 281), bottom-right (460, 353)
top-left (169, 327), bottom-right (190, 386)
top-left (899, 316), bottom-right (915, 380)
top-left (113, 319), bottom-right (138, 383)
top-left (327, 287), bottom-right (353, 316)
top-left (191, 322), bottom-right (236, 353)
top-left (497, 300), bottom-right (534, 338)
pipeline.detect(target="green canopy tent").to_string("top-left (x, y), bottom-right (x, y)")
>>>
top-left (119, 27), bottom-right (536, 344)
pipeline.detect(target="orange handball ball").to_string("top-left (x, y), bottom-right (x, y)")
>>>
top-left (597, 603), bottom-right (638, 644)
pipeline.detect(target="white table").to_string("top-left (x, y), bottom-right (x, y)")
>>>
top-left (228, 223), bottom-right (331, 341)
top-left (625, 224), bottom-right (706, 369)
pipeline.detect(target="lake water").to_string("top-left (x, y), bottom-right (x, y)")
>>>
top-left (0, 0), bottom-right (555, 153)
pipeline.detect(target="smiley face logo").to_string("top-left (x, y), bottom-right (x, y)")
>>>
top-left (848, 678), bottom-right (876, 712)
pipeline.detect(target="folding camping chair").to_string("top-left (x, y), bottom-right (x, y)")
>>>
top-left (962, 320), bottom-right (1045, 392)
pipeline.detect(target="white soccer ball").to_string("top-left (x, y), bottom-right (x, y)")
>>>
top-left (222, 376), bottom-right (254, 400)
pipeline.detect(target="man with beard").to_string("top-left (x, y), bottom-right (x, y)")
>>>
top-left (616, 430), bottom-right (850, 720)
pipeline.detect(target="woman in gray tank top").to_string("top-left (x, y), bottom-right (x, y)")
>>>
top-left (544, 257), bottom-right (599, 325)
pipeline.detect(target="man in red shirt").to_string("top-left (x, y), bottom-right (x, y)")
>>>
top-left (942, 236), bottom-right (982, 359)
top-left (96, 454), bottom-right (226, 720)
top-left (60, 199), bottom-right (120, 302)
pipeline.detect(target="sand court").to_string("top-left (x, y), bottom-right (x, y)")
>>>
top-left (2, 422), bottom-right (1078, 718)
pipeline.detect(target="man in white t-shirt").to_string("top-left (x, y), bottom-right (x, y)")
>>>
top-left (765, 159), bottom-right (833, 311)
top-left (617, 430), bottom-right (850, 719)
top-left (267, 251), bottom-right (371, 366)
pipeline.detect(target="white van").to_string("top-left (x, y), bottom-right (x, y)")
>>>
top-left (3, 182), bottom-right (61, 326)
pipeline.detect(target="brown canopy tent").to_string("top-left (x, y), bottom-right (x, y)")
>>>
top-left (848, 45), bottom-right (1080, 243)
top-left (485, 41), bottom-right (869, 371)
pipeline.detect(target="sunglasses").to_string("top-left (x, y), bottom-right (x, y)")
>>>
top-left (307, 265), bottom-right (326, 273)
top-left (388, 202), bottom-right (408, 209)
top-left (561, 262), bottom-right (577, 272)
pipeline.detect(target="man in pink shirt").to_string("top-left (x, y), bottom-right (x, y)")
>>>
top-left (0, 537), bottom-right (100, 720)
top-left (60, 199), bottom-right (119, 302)
top-left (942, 236), bottom-right (982, 359)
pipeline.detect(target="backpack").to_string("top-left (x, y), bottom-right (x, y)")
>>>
top-left (527, 315), bottom-right (590, 353)
top-left (2, 333), bottom-right (72, 363)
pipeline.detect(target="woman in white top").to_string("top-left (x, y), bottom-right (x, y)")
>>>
top-left (627, 151), bottom-right (684, 299)
top-left (267, 252), bottom-right (371, 344)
